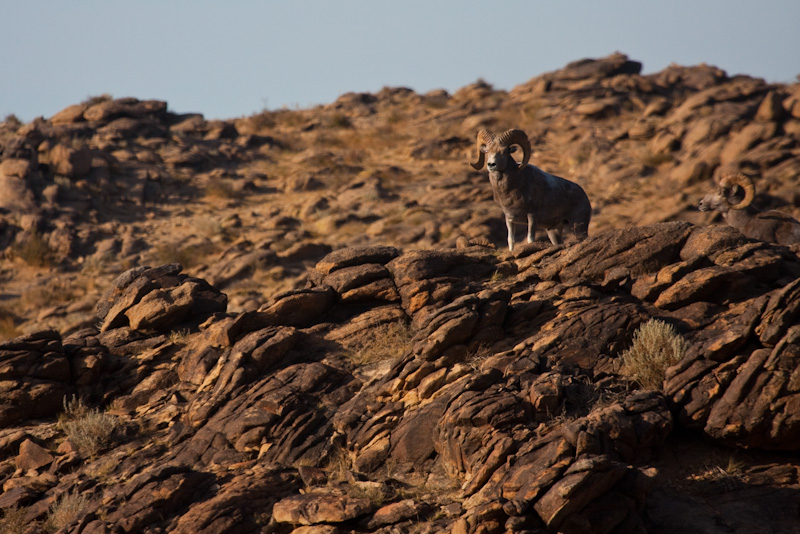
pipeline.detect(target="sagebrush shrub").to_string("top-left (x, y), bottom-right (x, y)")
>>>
top-left (58, 396), bottom-right (118, 457)
top-left (620, 319), bottom-right (688, 390)
top-left (0, 507), bottom-right (27, 534)
top-left (45, 490), bottom-right (88, 532)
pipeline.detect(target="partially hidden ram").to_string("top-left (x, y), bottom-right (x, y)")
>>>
top-left (470, 128), bottom-right (591, 251)
top-left (699, 172), bottom-right (800, 246)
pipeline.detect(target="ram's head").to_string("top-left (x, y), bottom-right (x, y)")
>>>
top-left (698, 172), bottom-right (755, 213)
top-left (470, 128), bottom-right (531, 172)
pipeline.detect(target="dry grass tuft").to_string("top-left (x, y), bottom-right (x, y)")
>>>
top-left (641, 150), bottom-right (673, 167)
top-left (619, 319), bottom-right (688, 391)
top-left (168, 328), bottom-right (191, 345)
top-left (192, 217), bottom-right (226, 238)
top-left (3, 114), bottom-right (22, 129)
top-left (688, 456), bottom-right (746, 491)
top-left (348, 321), bottom-right (412, 366)
top-left (152, 240), bottom-right (219, 269)
top-left (0, 306), bottom-right (21, 341)
top-left (58, 396), bottom-right (118, 457)
top-left (12, 231), bottom-right (54, 268)
top-left (348, 480), bottom-right (388, 507)
top-left (205, 178), bottom-right (241, 199)
top-left (324, 442), bottom-right (354, 484)
top-left (21, 277), bottom-right (81, 309)
top-left (45, 490), bottom-right (88, 532)
top-left (82, 93), bottom-right (113, 106)
top-left (0, 507), bottom-right (27, 534)
top-left (328, 112), bottom-right (353, 129)
top-left (465, 343), bottom-right (495, 369)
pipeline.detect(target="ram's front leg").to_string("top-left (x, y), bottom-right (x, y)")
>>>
top-left (526, 214), bottom-right (536, 244)
top-left (506, 215), bottom-right (515, 251)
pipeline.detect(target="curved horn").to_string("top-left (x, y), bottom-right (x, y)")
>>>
top-left (497, 129), bottom-right (531, 169)
top-left (719, 172), bottom-right (755, 210)
top-left (470, 129), bottom-right (495, 170)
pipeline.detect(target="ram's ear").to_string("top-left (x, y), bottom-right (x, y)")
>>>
top-left (508, 146), bottom-right (518, 153)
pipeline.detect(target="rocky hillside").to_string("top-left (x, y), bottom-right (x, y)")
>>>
top-left (0, 53), bottom-right (799, 533)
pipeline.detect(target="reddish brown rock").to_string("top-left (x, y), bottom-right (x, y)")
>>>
top-left (0, 330), bottom-right (72, 428)
top-left (0, 159), bottom-right (36, 212)
top-left (387, 248), bottom-right (497, 328)
top-left (125, 281), bottom-right (199, 331)
top-left (104, 466), bottom-right (215, 532)
top-left (318, 263), bottom-right (392, 295)
top-left (366, 499), bottom-right (426, 528)
top-left (48, 143), bottom-right (93, 178)
top-left (96, 264), bottom-right (226, 333)
top-left (272, 493), bottom-right (372, 525)
top-left (315, 245), bottom-right (400, 275)
top-left (257, 287), bottom-right (336, 327)
top-left (171, 465), bottom-right (300, 534)
top-left (533, 457), bottom-right (630, 532)
top-left (290, 526), bottom-right (339, 534)
top-left (15, 438), bottom-right (54, 472)
top-left (0, 157), bottom-right (33, 179)
top-left (83, 97), bottom-right (168, 122)
top-left (49, 103), bottom-right (90, 123)
top-left (539, 222), bottom-right (693, 283)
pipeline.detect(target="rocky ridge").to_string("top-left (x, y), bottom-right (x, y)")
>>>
top-left (0, 53), bottom-right (799, 532)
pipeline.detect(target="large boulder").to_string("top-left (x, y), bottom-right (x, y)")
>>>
top-left (96, 264), bottom-right (227, 333)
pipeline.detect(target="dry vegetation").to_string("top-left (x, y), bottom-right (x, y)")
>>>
top-left (45, 491), bottom-right (89, 533)
top-left (347, 321), bottom-right (413, 366)
top-left (58, 396), bottom-right (119, 457)
top-left (619, 319), bottom-right (688, 390)
top-left (0, 306), bottom-right (21, 340)
top-left (11, 231), bottom-right (55, 268)
top-left (0, 507), bottom-right (27, 534)
top-left (688, 456), bottom-right (747, 490)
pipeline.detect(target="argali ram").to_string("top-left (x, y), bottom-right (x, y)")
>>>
top-left (698, 172), bottom-right (800, 246)
top-left (470, 128), bottom-right (591, 251)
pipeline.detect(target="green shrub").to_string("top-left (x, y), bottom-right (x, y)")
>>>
top-left (619, 319), bottom-right (688, 390)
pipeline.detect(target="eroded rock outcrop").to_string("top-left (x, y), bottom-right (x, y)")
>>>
top-left (0, 330), bottom-right (72, 428)
top-left (1, 225), bottom-right (799, 534)
top-left (2, 52), bottom-right (800, 533)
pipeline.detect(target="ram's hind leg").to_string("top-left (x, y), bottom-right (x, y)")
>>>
top-left (573, 221), bottom-right (589, 241)
top-left (546, 228), bottom-right (562, 245)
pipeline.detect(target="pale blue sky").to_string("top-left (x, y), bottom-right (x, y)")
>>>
top-left (3, 1), bottom-right (799, 122)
